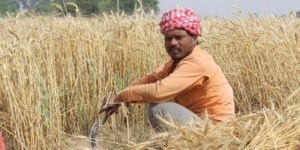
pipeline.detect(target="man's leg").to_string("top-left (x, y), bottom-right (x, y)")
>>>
top-left (147, 102), bottom-right (201, 132)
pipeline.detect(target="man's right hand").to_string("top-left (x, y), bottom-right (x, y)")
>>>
top-left (99, 93), bottom-right (121, 117)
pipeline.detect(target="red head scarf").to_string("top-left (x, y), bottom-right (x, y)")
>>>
top-left (160, 8), bottom-right (201, 36)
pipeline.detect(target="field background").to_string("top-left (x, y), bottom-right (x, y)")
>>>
top-left (0, 12), bottom-right (299, 149)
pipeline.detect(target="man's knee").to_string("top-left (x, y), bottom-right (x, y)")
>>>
top-left (147, 102), bottom-right (173, 119)
top-left (148, 103), bottom-right (164, 120)
top-left (148, 102), bottom-right (201, 124)
top-left (147, 102), bottom-right (172, 132)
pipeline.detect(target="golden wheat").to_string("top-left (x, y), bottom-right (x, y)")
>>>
top-left (0, 12), bottom-right (299, 149)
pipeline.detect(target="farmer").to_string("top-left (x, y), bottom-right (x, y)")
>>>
top-left (99, 8), bottom-right (235, 131)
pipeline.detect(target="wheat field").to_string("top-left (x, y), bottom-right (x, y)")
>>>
top-left (0, 12), bottom-right (299, 149)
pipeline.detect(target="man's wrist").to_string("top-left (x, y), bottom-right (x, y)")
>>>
top-left (115, 93), bottom-right (123, 102)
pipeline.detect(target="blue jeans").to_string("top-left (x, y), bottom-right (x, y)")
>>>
top-left (148, 102), bottom-right (201, 132)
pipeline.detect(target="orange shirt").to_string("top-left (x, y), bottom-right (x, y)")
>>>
top-left (0, 133), bottom-right (5, 150)
top-left (119, 46), bottom-right (235, 121)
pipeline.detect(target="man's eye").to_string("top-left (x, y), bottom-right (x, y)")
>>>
top-left (165, 37), bottom-right (172, 41)
top-left (175, 36), bottom-right (183, 40)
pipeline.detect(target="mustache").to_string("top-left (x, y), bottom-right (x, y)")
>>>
top-left (168, 46), bottom-right (181, 52)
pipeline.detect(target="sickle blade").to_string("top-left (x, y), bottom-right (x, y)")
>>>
top-left (88, 121), bottom-right (101, 148)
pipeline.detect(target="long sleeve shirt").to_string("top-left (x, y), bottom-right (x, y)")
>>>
top-left (119, 46), bottom-right (235, 121)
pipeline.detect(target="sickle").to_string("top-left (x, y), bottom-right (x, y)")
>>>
top-left (88, 111), bottom-right (110, 148)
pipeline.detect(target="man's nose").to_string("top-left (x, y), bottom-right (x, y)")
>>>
top-left (170, 38), bottom-right (178, 46)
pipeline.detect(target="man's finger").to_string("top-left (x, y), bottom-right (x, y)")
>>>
top-left (101, 111), bottom-right (110, 124)
top-left (98, 109), bottom-right (105, 114)
top-left (100, 108), bottom-right (114, 124)
top-left (114, 106), bottom-right (120, 114)
top-left (99, 104), bottom-right (116, 114)
top-left (115, 109), bottom-right (119, 114)
top-left (107, 108), bottom-right (115, 116)
top-left (98, 107), bottom-right (109, 114)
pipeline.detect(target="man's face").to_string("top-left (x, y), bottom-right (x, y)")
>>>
top-left (164, 28), bottom-right (197, 61)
